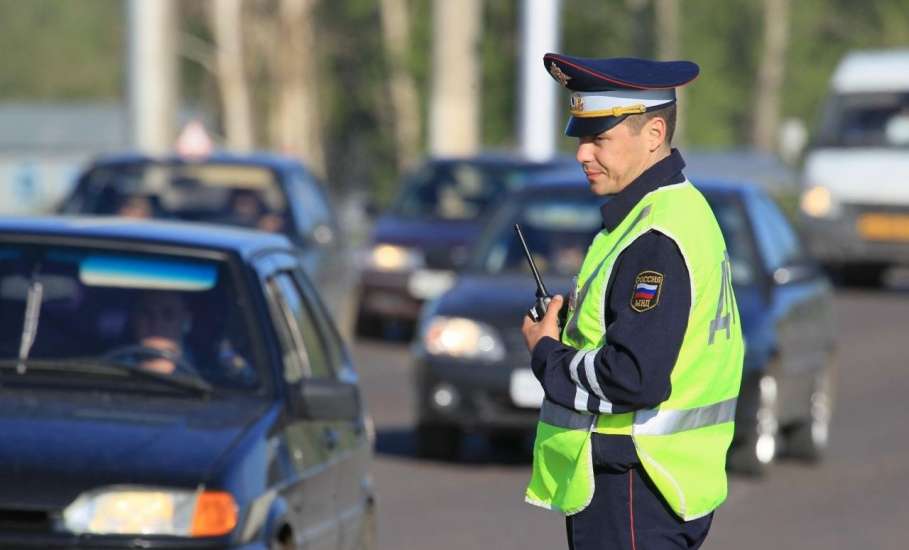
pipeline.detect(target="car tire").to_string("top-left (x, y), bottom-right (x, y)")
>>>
top-left (354, 307), bottom-right (384, 339)
top-left (415, 423), bottom-right (462, 460)
top-left (785, 364), bottom-right (836, 463)
top-left (729, 373), bottom-right (779, 476)
top-left (835, 263), bottom-right (887, 288)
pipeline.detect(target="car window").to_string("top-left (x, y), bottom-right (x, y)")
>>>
top-left (290, 172), bottom-right (335, 243)
top-left (748, 192), bottom-right (806, 272)
top-left (391, 161), bottom-right (543, 221)
top-left (470, 195), bottom-right (604, 277)
top-left (64, 162), bottom-right (290, 234)
top-left (265, 272), bottom-right (333, 380)
top-left (0, 243), bottom-right (265, 391)
top-left (815, 91), bottom-right (909, 148)
top-left (702, 191), bottom-right (762, 287)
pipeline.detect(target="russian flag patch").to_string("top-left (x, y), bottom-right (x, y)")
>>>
top-left (631, 271), bottom-right (664, 312)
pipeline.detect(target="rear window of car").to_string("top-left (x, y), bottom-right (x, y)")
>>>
top-left (0, 242), bottom-right (266, 392)
top-left (63, 162), bottom-right (290, 233)
top-left (702, 191), bottom-right (762, 287)
top-left (390, 161), bottom-right (540, 221)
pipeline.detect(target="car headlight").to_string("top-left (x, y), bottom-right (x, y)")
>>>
top-left (63, 487), bottom-right (238, 537)
top-left (800, 185), bottom-right (838, 218)
top-left (422, 316), bottom-right (505, 362)
top-left (366, 244), bottom-right (424, 272)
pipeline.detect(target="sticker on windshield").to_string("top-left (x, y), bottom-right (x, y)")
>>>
top-left (631, 271), bottom-right (663, 313)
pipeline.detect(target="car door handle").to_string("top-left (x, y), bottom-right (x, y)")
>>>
top-left (322, 427), bottom-right (339, 450)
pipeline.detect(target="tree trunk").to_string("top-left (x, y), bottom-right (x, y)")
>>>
top-left (270, 0), bottom-right (326, 177)
top-left (428, 0), bottom-right (482, 156)
top-left (379, 0), bottom-right (421, 170)
top-left (752, 0), bottom-right (790, 152)
top-left (209, 0), bottom-right (253, 151)
top-left (654, 0), bottom-right (684, 144)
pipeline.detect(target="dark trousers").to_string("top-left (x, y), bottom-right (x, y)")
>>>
top-left (565, 465), bottom-right (713, 550)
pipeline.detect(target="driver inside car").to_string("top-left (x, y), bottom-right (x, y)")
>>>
top-left (128, 290), bottom-right (194, 375)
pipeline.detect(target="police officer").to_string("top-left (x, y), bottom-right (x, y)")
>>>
top-left (521, 54), bottom-right (744, 550)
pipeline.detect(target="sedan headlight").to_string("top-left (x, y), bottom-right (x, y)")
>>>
top-left (365, 244), bottom-right (424, 272)
top-left (422, 316), bottom-right (505, 362)
top-left (63, 487), bottom-right (237, 537)
top-left (800, 185), bottom-right (838, 218)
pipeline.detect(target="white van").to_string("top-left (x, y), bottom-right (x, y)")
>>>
top-left (800, 49), bottom-right (909, 285)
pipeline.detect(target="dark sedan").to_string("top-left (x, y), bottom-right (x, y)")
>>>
top-left (412, 177), bottom-right (837, 476)
top-left (0, 218), bottom-right (374, 549)
top-left (57, 152), bottom-right (356, 338)
top-left (356, 154), bottom-right (578, 337)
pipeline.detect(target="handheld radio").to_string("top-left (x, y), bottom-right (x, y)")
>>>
top-left (514, 224), bottom-right (553, 322)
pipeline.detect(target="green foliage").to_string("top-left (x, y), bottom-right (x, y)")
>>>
top-left (0, 0), bottom-right (122, 99)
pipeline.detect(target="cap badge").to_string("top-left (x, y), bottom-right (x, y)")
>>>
top-left (569, 93), bottom-right (585, 114)
top-left (549, 62), bottom-right (572, 87)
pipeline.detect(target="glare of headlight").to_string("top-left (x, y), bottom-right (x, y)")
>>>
top-left (370, 244), bottom-right (420, 271)
top-left (800, 185), bottom-right (834, 218)
top-left (423, 316), bottom-right (505, 362)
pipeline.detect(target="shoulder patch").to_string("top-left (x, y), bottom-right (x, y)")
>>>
top-left (631, 271), bottom-right (664, 312)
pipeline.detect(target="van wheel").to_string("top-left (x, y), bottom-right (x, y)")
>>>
top-left (786, 364), bottom-right (836, 462)
top-left (729, 374), bottom-right (779, 476)
top-left (270, 525), bottom-right (295, 550)
top-left (836, 263), bottom-right (886, 288)
top-left (415, 423), bottom-right (462, 460)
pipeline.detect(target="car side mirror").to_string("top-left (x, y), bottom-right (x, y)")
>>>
top-left (294, 379), bottom-right (360, 421)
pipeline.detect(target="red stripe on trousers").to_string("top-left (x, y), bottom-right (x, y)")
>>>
top-left (629, 470), bottom-right (637, 550)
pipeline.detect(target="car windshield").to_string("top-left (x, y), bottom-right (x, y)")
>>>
top-left (390, 161), bottom-right (545, 221)
top-left (702, 190), bottom-right (761, 287)
top-left (0, 242), bottom-right (265, 392)
top-left (815, 91), bottom-right (909, 148)
top-left (63, 162), bottom-right (290, 233)
top-left (471, 195), bottom-right (605, 277)
top-left (471, 187), bottom-right (761, 286)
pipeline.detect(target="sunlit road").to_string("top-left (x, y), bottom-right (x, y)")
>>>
top-left (353, 290), bottom-right (909, 550)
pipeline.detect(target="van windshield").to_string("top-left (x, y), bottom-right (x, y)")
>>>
top-left (815, 91), bottom-right (909, 148)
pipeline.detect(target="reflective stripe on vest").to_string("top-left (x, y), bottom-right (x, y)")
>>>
top-left (541, 397), bottom-right (737, 436)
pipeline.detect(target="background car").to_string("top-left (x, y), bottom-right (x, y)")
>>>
top-left (356, 153), bottom-right (578, 338)
top-left (57, 151), bottom-right (357, 337)
top-left (0, 218), bottom-right (374, 549)
top-left (411, 175), bottom-right (837, 476)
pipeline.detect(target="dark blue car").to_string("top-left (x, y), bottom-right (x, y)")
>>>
top-left (411, 176), bottom-right (837, 476)
top-left (0, 218), bottom-right (374, 548)
top-left (356, 154), bottom-right (578, 337)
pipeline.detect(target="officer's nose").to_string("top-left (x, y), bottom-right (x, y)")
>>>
top-left (576, 140), bottom-right (595, 165)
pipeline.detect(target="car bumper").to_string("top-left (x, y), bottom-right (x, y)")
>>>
top-left (357, 269), bottom-right (423, 321)
top-left (414, 355), bottom-right (540, 431)
top-left (801, 206), bottom-right (909, 265)
top-left (0, 533), bottom-right (258, 549)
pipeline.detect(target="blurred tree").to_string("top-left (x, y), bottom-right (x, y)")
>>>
top-left (654, 0), bottom-right (685, 144)
top-left (209, 0), bottom-right (253, 151)
top-left (751, 0), bottom-right (790, 152)
top-left (429, 0), bottom-right (483, 156)
top-left (379, 0), bottom-right (422, 170)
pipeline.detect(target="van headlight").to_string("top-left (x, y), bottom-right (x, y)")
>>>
top-left (422, 316), bottom-right (505, 362)
top-left (800, 185), bottom-right (838, 218)
top-left (365, 244), bottom-right (424, 272)
top-left (63, 487), bottom-right (237, 537)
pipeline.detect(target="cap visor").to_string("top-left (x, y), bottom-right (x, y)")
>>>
top-left (565, 115), bottom-right (627, 137)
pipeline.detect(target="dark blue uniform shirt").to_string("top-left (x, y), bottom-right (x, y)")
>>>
top-left (531, 149), bottom-right (691, 470)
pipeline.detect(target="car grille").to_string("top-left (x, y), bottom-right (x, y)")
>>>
top-left (0, 509), bottom-right (54, 532)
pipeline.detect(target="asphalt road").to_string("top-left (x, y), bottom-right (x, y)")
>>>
top-left (352, 289), bottom-right (909, 550)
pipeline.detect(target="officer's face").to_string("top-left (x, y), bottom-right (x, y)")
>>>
top-left (576, 120), bottom-right (651, 196)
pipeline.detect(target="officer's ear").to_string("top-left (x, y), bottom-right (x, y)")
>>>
top-left (645, 115), bottom-right (668, 152)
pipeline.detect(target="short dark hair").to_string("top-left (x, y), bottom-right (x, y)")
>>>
top-left (625, 103), bottom-right (677, 145)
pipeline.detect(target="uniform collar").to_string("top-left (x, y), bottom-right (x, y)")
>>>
top-left (600, 148), bottom-right (686, 231)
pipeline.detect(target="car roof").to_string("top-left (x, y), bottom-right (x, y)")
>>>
top-left (516, 172), bottom-right (755, 199)
top-left (421, 152), bottom-right (577, 168)
top-left (832, 49), bottom-right (909, 93)
top-left (0, 216), bottom-right (293, 260)
top-left (84, 150), bottom-right (307, 173)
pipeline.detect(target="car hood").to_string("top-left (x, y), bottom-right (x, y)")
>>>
top-left (372, 216), bottom-right (482, 269)
top-left (432, 273), bottom-right (574, 341)
top-left (0, 389), bottom-right (276, 510)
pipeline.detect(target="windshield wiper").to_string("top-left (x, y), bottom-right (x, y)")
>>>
top-left (0, 358), bottom-right (213, 395)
